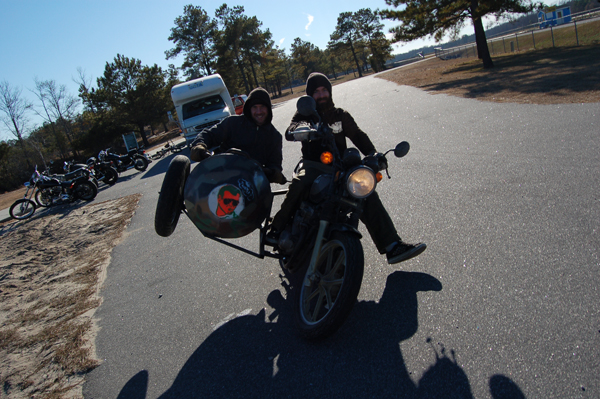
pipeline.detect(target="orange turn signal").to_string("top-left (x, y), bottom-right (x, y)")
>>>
top-left (320, 151), bottom-right (333, 165)
top-left (376, 172), bottom-right (383, 182)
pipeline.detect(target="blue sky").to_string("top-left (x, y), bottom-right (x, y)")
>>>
top-left (0, 0), bottom-right (437, 139)
top-left (0, 0), bottom-right (556, 140)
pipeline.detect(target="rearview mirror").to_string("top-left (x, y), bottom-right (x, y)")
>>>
top-left (297, 95), bottom-right (318, 117)
top-left (394, 141), bottom-right (410, 158)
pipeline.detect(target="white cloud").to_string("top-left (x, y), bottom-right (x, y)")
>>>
top-left (305, 14), bottom-right (314, 30)
top-left (279, 37), bottom-right (285, 46)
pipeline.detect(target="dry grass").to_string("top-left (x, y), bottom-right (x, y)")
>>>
top-left (0, 194), bottom-right (141, 398)
top-left (378, 45), bottom-right (600, 104)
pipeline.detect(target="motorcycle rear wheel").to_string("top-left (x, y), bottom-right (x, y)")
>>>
top-left (294, 232), bottom-right (364, 340)
top-left (74, 181), bottom-right (98, 201)
top-left (155, 155), bottom-right (190, 237)
top-left (134, 157), bottom-right (149, 171)
top-left (35, 189), bottom-right (53, 207)
top-left (10, 199), bottom-right (36, 220)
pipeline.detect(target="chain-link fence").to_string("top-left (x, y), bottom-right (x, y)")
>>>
top-left (434, 9), bottom-right (600, 60)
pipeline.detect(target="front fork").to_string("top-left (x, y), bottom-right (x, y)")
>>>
top-left (304, 219), bottom-right (329, 286)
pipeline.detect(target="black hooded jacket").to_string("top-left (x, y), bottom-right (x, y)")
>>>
top-left (285, 103), bottom-right (375, 163)
top-left (191, 88), bottom-right (283, 172)
top-left (285, 72), bottom-right (375, 162)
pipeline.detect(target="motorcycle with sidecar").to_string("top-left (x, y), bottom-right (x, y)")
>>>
top-left (154, 95), bottom-right (412, 339)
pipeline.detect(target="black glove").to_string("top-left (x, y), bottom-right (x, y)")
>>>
top-left (190, 144), bottom-right (210, 162)
top-left (375, 152), bottom-right (388, 171)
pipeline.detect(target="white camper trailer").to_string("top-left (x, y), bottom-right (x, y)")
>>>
top-left (170, 74), bottom-right (235, 147)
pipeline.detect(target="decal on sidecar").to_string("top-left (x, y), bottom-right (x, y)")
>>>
top-left (208, 183), bottom-right (245, 219)
top-left (183, 154), bottom-right (273, 239)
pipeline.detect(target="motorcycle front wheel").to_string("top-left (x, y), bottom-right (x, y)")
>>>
top-left (35, 189), bottom-right (53, 207)
top-left (74, 181), bottom-right (98, 201)
top-left (10, 199), bottom-right (36, 220)
top-left (155, 155), bottom-right (190, 237)
top-left (134, 157), bottom-right (149, 171)
top-left (102, 167), bottom-right (119, 185)
top-left (294, 232), bottom-right (364, 340)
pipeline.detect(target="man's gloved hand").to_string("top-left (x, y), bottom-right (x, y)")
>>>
top-left (190, 144), bottom-right (210, 162)
top-left (374, 152), bottom-right (388, 171)
top-left (263, 168), bottom-right (288, 184)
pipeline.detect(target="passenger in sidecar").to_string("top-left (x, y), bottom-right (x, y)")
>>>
top-left (155, 87), bottom-right (287, 242)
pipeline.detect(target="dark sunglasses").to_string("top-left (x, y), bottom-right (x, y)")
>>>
top-left (223, 198), bottom-right (239, 206)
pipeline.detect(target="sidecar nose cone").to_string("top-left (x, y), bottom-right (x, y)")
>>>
top-left (184, 154), bottom-right (273, 238)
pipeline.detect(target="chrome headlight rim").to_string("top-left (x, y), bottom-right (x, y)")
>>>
top-left (346, 166), bottom-right (376, 199)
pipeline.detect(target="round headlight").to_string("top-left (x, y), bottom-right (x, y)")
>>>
top-left (346, 167), bottom-right (376, 198)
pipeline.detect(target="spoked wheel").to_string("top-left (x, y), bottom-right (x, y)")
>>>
top-left (155, 155), bottom-right (190, 237)
top-left (102, 167), bottom-right (119, 185)
top-left (294, 232), bottom-right (364, 340)
top-left (134, 157), bottom-right (149, 171)
top-left (74, 181), bottom-right (98, 201)
top-left (35, 189), bottom-right (53, 207)
top-left (10, 199), bottom-right (36, 220)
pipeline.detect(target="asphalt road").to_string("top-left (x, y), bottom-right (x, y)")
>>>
top-left (83, 74), bottom-right (600, 399)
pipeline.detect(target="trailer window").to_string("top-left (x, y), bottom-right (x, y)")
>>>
top-left (182, 95), bottom-right (226, 120)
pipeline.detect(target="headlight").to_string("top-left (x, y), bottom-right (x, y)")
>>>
top-left (346, 167), bottom-right (376, 198)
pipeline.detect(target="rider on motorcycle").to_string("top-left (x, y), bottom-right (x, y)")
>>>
top-left (189, 87), bottom-right (286, 184)
top-left (268, 72), bottom-right (426, 264)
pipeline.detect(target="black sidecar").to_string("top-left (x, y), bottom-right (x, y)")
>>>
top-left (155, 153), bottom-right (274, 240)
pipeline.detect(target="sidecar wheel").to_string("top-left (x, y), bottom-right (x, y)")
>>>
top-left (134, 157), bottom-right (148, 171)
top-left (294, 232), bottom-right (364, 340)
top-left (10, 199), bottom-right (36, 220)
top-left (74, 181), bottom-right (98, 201)
top-left (155, 155), bottom-right (190, 237)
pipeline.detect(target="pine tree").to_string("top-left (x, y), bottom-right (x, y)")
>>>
top-left (382, 0), bottom-right (541, 69)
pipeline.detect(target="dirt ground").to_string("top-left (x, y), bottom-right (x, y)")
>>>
top-left (0, 195), bottom-right (141, 398)
top-left (0, 45), bottom-right (598, 399)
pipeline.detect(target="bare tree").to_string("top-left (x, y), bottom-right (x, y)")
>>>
top-left (31, 78), bottom-right (68, 159)
top-left (31, 78), bottom-right (81, 157)
top-left (74, 67), bottom-right (96, 113)
top-left (0, 80), bottom-right (33, 168)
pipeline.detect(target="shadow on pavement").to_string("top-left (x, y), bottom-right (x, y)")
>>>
top-left (115, 270), bottom-right (527, 398)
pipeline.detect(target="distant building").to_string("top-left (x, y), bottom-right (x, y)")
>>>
top-left (538, 6), bottom-right (571, 29)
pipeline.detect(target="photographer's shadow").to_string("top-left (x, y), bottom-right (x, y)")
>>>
top-left (119, 271), bottom-right (523, 398)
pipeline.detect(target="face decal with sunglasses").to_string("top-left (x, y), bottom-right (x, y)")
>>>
top-left (209, 184), bottom-right (245, 218)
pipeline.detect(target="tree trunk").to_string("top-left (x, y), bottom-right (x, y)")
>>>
top-left (348, 39), bottom-right (363, 77)
top-left (235, 54), bottom-right (251, 94)
top-left (138, 123), bottom-right (150, 148)
top-left (246, 52), bottom-right (259, 88)
top-left (330, 59), bottom-right (338, 79)
top-left (201, 47), bottom-right (212, 75)
top-left (285, 68), bottom-right (293, 94)
top-left (17, 137), bottom-right (32, 170)
top-left (471, 1), bottom-right (494, 69)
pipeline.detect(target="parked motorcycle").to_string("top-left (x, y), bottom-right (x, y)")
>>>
top-left (35, 165), bottom-right (98, 208)
top-left (62, 161), bottom-right (99, 187)
top-left (150, 140), bottom-right (185, 160)
top-left (154, 95), bottom-right (412, 340)
top-left (77, 157), bottom-right (119, 186)
top-left (98, 147), bottom-right (149, 173)
top-left (10, 166), bottom-right (98, 219)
